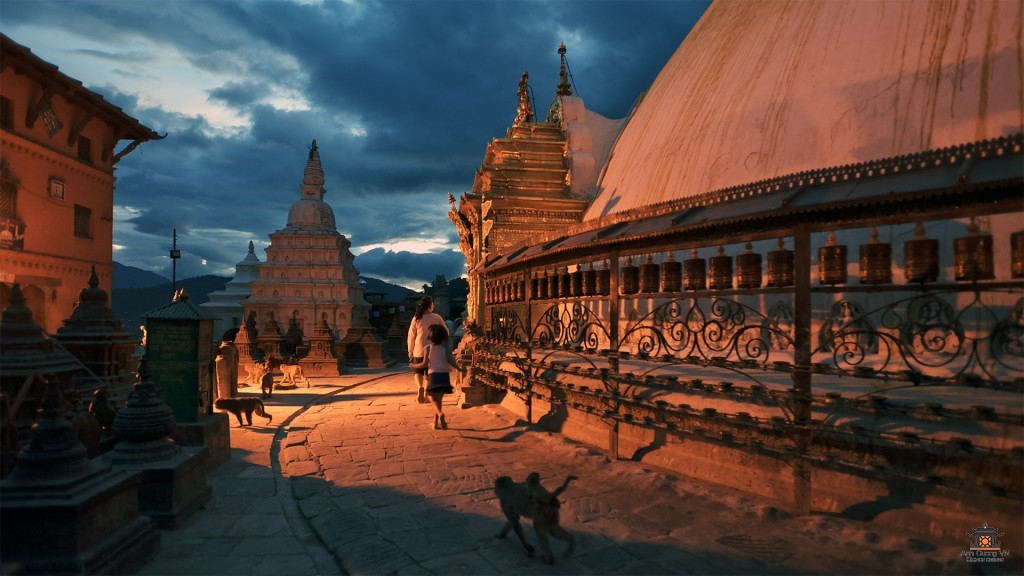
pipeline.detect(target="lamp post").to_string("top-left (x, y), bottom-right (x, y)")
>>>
top-left (169, 228), bottom-right (181, 294)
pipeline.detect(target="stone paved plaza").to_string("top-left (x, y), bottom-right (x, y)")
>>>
top-left (139, 369), bottom-right (980, 576)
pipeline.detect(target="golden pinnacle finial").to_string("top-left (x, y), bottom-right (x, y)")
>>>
top-left (556, 42), bottom-right (573, 96)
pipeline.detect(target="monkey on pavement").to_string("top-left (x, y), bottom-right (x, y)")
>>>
top-left (214, 397), bottom-right (272, 426)
top-left (494, 472), bottom-right (577, 564)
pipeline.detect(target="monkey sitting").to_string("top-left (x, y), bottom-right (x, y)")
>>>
top-left (87, 387), bottom-right (117, 431)
top-left (214, 397), bottom-right (273, 426)
top-left (494, 472), bottom-right (577, 564)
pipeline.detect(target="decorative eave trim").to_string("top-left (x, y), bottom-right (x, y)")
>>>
top-left (1, 34), bottom-right (163, 143)
top-left (481, 133), bottom-right (1024, 273)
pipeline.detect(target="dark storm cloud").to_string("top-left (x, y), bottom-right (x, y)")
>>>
top-left (2, 0), bottom-right (710, 288)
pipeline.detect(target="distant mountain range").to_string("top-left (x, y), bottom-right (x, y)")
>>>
top-left (110, 262), bottom-right (419, 334)
top-left (113, 261), bottom-right (170, 289)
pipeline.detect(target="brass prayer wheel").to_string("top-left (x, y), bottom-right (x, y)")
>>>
top-left (558, 267), bottom-right (571, 298)
top-left (859, 228), bottom-right (892, 285)
top-left (954, 218), bottom-right (994, 281)
top-left (904, 222), bottom-right (938, 283)
top-left (736, 243), bottom-right (762, 289)
top-left (582, 263), bottom-right (597, 295)
top-left (708, 246), bottom-right (733, 290)
top-left (767, 238), bottom-right (794, 287)
top-left (547, 269), bottom-right (559, 298)
top-left (819, 231), bottom-right (847, 285)
top-left (597, 264), bottom-right (611, 295)
top-left (570, 268), bottom-right (583, 296)
top-left (517, 277), bottom-right (525, 300)
top-left (538, 271), bottom-right (549, 299)
top-left (1012, 231), bottom-right (1024, 278)
top-left (531, 274), bottom-right (540, 299)
top-left (621, 257), bottom-right (640, 294)
top-left (640, 255), bottom-right (660, 293)
top-left (661, 251), bottom-right (682, 293)
top-left (684, 248), bottom-right (707, 290)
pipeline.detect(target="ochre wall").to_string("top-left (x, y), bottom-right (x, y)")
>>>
top-left (0, 65), bottom-right (121, 333)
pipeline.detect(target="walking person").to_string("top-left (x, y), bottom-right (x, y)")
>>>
top-left (407, 296), bottom-right (445, 404)
top-left (409, 324), bottom-right (460, 429)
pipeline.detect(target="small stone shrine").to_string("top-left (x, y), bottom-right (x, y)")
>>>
top-left (337, 311), bottom-right (390, 369)
top-left (144, 289), bottom-right (216, 423)
top-left (55, 266), bottom-right (139, 407)
top-left (105, 356), bottom-right (212, 529)
top-left (300, 314), bottom-right (341, 376)
top-left (1, 376), bottom-right (160, 574)
top-left (143, 289), bottom-right (229, 471)
top-left (200, 240), bottom-right (262, 339)
top-left (242, 139), bottom-right (387, 374)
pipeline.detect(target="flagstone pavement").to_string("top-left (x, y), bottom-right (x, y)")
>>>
top-left (137, 369), bottom-right (978, 576)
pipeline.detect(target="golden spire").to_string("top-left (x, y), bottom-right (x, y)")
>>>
top-left (514, 70), bottom-right (534, 125)
top-left (556, 42), bottom-right (573, 96)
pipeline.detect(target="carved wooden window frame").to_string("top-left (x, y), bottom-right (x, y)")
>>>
top-left (49, 177), bottom-right (65, 200)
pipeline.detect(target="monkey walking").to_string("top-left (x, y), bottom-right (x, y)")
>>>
top-left (494, 472), bottom-right (577, 564)
top-left (214, 397), bottom-right (272, 426)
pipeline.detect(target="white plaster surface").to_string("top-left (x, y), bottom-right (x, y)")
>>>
top-left (586, 0), bottom-right (1024, 219)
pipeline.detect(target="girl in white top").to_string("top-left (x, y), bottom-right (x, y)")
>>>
top-left (409, 324), bottom-right (460, 430)
top-left (407, 296), bottom-right (445, 404)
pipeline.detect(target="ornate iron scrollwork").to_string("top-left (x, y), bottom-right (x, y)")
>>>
top-left (619, 297), bottom-right (794, 365)
top-left (490, 306), bottom-right (528, 343)
top-left (812, 290), bottom-right (1022, 384)
top-left (531, 302), bottom-right (609, 351)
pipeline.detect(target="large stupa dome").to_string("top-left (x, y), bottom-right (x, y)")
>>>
top-left (585, 0), bottom-right (1023, 219)
top-left (287, 198), bottom-right (336, 228)
top-left (287, 139), bottom-right (337, 229)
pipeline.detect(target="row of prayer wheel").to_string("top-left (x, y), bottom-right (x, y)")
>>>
top-left (820, 222), bottom-right (1021, 285)
top-left (486, 223), bottom-right (1022, 303)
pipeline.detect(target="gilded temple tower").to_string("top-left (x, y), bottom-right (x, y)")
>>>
top-left (449, 45), bottom-right (621, 324)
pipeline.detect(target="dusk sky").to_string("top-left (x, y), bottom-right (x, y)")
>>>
top-left (2, 0), bottom-right (709, 289)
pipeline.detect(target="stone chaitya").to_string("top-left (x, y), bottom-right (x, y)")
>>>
top-left (0, 283), bottom-right (93, 461)
top-left (242, 140), bottom-right (385, 375)
top-left (1, 375), bottom-right (160, 574)
top-left (55, 266), bottom-right (139, 409)
top-left (200, 240), bottom-right (261, 339)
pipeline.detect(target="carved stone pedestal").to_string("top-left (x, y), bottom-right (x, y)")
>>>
top-left (108, 445), bottom-right (211, 529)
top-left (172, 413), bottom-right (230, 473)
top-left (1, 470), bottom-right (160, 574)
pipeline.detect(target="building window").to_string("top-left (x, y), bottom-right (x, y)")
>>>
top-left (74, 204), bottom-right (91, 238)
top-left (49, 177), bottom-right (65, 200)
top-left (0, 97), bottom-right (12, 130)
top-left (0, 179), bottom-right (15, 218)
top-left (39, 101), bottom-right (63, 137)
top-left (77, 136), bottom-right (92, 164)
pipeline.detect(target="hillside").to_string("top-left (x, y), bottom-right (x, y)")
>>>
top-left (112, 275), bottom-right (230, 334)
top-left (112, 275), bottom-right (418, 334)
top-left (113, 261), bottom-right (170, 289)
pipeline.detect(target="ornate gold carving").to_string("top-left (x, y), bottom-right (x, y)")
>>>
top-left (514, 70), bottom-right (534, 126)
